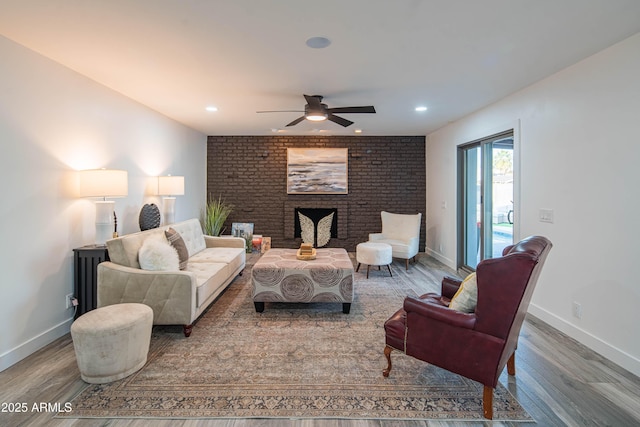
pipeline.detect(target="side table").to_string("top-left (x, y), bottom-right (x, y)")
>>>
top-left (73, 245), bottom-right (109, 319)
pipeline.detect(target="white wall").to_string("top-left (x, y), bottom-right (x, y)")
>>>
top-left (426, 32), bottom-right (640, 376)
top-left (0, 36), bottom-right (207, 371)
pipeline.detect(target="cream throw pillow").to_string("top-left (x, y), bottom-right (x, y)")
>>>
top-left (449, 272), bottom-right (477, 313)
top-left (138, 235), bottom-right (180, 271)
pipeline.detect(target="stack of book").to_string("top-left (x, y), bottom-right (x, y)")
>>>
top-left (296, 243), bottom-right (316, 260)
top-left (299, 243), bottom-right (314, 254)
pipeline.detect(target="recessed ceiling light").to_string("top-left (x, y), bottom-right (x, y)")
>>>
top-left (415, 106), bottom-right (428, 112)
top-left (354, 129), bottom-right (362, 134)
top-left (306, 37), bottom-right (331, 49)
top-left (205, 106), bottom-right (218, 112)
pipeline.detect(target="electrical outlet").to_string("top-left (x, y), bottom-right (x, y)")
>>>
top-left (65, 293), bottom-right (74, 310)
top-left (572, 301), bottom-right (582, 319)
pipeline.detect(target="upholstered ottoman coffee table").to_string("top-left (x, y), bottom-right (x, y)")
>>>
top-left (251, 248), bottom-right (354, 313)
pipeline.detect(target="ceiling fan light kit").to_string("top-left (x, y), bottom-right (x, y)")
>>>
top-left (258, 94), bottom-right (376, 128)
top-left (305, 103), bottom-right (328, 121)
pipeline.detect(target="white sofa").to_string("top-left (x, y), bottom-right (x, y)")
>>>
top-left (97, 218), bottom-right (246, 337)
top-left (369, 211), bottom-right (422, 270)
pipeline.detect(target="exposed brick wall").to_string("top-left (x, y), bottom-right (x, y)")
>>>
top-left (207, 136), bottom-right (425, 252)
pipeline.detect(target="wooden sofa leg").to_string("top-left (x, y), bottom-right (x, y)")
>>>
top-left (507, 352), bottom-right (516, 376)
top-left (382, 345), bottom-right (393, 377)
top-left (483, 386), bottom-right (494, 419)
top-left (183, 324), bottom-right (193, 337)
top-left (405, 259), bottom-right (409, 270)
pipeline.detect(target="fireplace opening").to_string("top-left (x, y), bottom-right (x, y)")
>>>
top-left (294, 208), bottom-right (338, 248)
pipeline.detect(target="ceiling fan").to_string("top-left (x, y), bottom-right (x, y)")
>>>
top-left (257, 94), bottom-right (376, 127)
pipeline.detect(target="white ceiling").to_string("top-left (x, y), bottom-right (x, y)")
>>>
top-left (2, 1), bottom-right (640, 136)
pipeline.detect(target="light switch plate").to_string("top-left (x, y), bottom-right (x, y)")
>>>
top-left (539, 208), bottom-right (554, 223)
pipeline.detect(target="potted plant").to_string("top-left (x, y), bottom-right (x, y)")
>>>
top-left (202, 196), bottom-right (233, 236)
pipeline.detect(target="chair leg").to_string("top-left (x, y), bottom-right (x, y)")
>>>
top-left (507, 351), bottom-right (516, 376)
top-left (483, 386), bottom-right (494, 419)
top-left (366, 265), bottom-right (370, 279)
top-left (383, 345), bottom-right (393, 377)
top-left (387, 264), bottom-right (392, 277)
top-left (405, 259), bottom-right (409, 270)
top-left (355, 262), bottom-right (361, 272)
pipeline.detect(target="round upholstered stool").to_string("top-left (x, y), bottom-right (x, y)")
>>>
top-left (356, 242), bottom-right (393, 278)
top-left (71, 303), bottom-right (153, 384)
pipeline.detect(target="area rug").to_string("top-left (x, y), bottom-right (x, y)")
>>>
top-left (62, 259), bottom-right (532, 421)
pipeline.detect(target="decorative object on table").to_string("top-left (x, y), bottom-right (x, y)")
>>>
top-left (252, 235), bottom-right (263, 252)
top-left (113, 211), bottom-right (118, 238)
top-left (157, 175), bottom-right (184, 225)
top-left (287, 147), bottom-right (348, 194)
top-left (296, 242), bottom-right (316, 260)
top-left (231, 222), bottom-right (254, 253)
top-left (79, 169), bottom-right (128, 246)
top-left (261, 237), bottom-right (271, 253)
top-left (138, 203), bottom-right (161, 231)
top-left (202, 195), bottom-right (233, 236)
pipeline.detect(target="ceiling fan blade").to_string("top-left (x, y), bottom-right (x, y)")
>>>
top-left (304, 94), bottom-right (323, 107)
top-left (327, 114), bottom-right (354, 127)
top-left (327, 106), bottom-right (376, 114)
top-left (286, 116), bottom-right (306, 127)
top-left (256, 110), bottom-right (303, 113)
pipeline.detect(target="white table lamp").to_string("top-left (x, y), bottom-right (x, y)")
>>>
top-left (79, 169), bottom-right (128, 245)
top-left (158, 175), bottom-right (184, 225)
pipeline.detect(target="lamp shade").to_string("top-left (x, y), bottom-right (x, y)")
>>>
top-left (79, 169), bottom-right (128, 198)
top-left (158, 176), bottom-right (185, 196)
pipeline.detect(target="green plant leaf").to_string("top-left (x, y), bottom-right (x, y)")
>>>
top-left (201, 196), bottom-right (233, 236)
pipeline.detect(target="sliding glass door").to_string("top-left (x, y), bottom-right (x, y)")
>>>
top-left (458, 131), bottom-right (514, 271)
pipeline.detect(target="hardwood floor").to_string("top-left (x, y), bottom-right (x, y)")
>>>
top-left (2, 254), bottom-right (639, 427)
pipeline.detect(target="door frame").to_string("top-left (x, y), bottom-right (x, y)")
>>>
top-left (456, 122), bottom-right (520, 273)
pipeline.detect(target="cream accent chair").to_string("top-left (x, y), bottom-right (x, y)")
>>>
top-left (369, 211), bottom-right (422, 270)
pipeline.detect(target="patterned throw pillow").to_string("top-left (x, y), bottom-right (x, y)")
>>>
top-left (165, 228), bottom-right (189, 270)
top-left (449, 272), bottom-right (477, 313)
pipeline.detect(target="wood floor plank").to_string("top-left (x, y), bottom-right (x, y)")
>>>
top-left (2, 254), bottom-right (639, 427)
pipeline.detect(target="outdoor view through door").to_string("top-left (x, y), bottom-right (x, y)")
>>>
top-left (458, 131), bottom-right (514, 270)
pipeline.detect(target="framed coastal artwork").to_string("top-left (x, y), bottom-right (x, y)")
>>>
top-left (287, 148), bottom-right (348, 194)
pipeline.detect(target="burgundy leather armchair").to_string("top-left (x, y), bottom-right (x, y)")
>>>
top-left (383, 235), bottom-right (552, 419)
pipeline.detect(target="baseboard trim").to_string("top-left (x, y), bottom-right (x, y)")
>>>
top-left (424, 248), bottom-right (455, 270)
top-left (0, 317), bottom-right (72, 372)
top-left (528, 303), bottom-right (640, 378)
